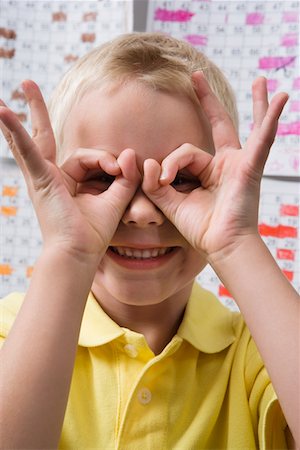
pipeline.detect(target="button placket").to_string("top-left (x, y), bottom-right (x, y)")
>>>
top-left (123, 343), bottom-right (138, 358)
top-left (137, 387), bottom-right (152, 405)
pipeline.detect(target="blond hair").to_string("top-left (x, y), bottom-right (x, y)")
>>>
top-left (49, 32), bottom-right (238, 161)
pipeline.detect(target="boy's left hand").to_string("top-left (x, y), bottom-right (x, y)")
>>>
top-left (143, 74), bottom-right (288, 262)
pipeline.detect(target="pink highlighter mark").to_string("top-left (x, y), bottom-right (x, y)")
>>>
top-left (293, 77), bottom-right (300, 89)
top-left (259, 56), bottom-right (296, 70)
top-left (281, 33), bottom-right (298, 47)
top-left (290, 100), bottom-right (300, 112)
top-left (246, 12), bottom-right (264, 25)
top-left (185, 34), bottom-right (207, 46)
top-left (291, 156), bottom-right (299, 173)
top-left (283, 11), bottom-right (299, 23)
top-left (154, 8), bottom-right (195, 22)
top-left (267, 79), bottom-right (279, 92)
top-left (277, 121), bottom-right (300, 136)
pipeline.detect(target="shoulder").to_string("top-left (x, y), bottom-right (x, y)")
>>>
top-left (0, 292), bottom-right (25, 340)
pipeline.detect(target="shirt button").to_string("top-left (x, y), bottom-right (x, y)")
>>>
top-left (124, 344), bottom-right (138, 358)
top-left (137, 387), bottom-right (152, 405)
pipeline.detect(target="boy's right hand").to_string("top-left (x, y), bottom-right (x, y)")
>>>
top-left (0, 80), bottom-right (140, 263)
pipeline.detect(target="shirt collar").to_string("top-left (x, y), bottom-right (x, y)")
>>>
top-left (177, 283), bottom-right (237, 353)
top-left (78, 292), bottom-right (124, 346)
top-left (79, 284), bottom-right (237, 353)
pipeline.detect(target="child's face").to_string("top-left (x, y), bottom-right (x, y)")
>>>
top-left (62, 81), bottom-right (213, 308)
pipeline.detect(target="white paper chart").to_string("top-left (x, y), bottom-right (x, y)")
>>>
top-left (147, 0), bottom-right (300, 177)
top-left (0, 0), bottom-right (133, 157)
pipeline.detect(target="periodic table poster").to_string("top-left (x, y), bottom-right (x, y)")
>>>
top-left (0, 0), bottom-right (133, 157)
top-left (147, 0), bottom-right (300, 177)
top-left (0, 0), bottom-right (299, 305)
top-left (147, 0), bottom-right (300, 308)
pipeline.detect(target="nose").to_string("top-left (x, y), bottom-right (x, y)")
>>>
top-left (122, 188), bottom-right (165, 227)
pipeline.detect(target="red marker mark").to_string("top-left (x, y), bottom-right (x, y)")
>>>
top-left (0, 27), bottom-right (16, 39)
top-left (277, 121), bottom-right (300, 136)
top-left (282, 11), bottom-right (299, 23)
top-left (259, 223), bottom-right (298, 238)
top-left (259, 56), bottom-right (296, 70)
top-left (64, 54), bottom-right (79, 63)
top-left (218, 285), bottom-right (233, 298)
top-left (282, 270), bottom-right (294, 281)
top-left (154, 8), bottom-right (195, 22)
top-left (83, 12), bottom-right (97, 21)
top-left (246, 13), bottom-right (264, 25)
top-left (11, 89), bottom-right (26, 101)
top-left (280, 204), bottom-right (299, 217)
top-left (184, 34), bottom-right (207, 46)
top-left (52, 12), bottom-right (67, 22)
top-left (81, 33), bottom-right (96, 43)
top-left (0, 48), bottom-right (15, 59)
top-left (281, 33), bottom-right (298, 47)
top-left (276, 249), bottom-right (295, 261)
top-left (267, 79), bottom-right (279, 92)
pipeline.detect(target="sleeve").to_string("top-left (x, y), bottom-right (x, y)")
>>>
top-left (245, 337), bottom-right (288, 450)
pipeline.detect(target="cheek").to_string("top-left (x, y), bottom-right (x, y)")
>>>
top-left (180, 248), bottom-right (207, 279)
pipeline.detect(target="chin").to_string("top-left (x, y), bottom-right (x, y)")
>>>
top-left (102, 279), bottom-right (173, 306)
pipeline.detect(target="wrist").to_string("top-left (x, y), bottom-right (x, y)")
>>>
top-left (41, 241), bottom-right (104, 269)
top-left (207, 232), bottom-right (263, 272)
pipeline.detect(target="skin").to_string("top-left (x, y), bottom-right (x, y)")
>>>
top-left (61, 81), bottom-right (213, 349)
top-left (0, 73), bottom-right (298, 448)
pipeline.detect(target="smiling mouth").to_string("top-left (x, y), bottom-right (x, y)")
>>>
top-left (110, 246), bottom-right (176, 260)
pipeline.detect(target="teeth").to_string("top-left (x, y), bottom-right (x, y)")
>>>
top-left (111, 247), bottom-right (172, 259)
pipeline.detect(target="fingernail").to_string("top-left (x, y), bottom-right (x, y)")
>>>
top-left (160, 168), bottom-right (168, 181)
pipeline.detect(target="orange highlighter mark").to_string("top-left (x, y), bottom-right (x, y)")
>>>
top-left (0, 264), bottom-right (13, 276)
top-left (26, 266), bottom-right (34, 278)
top-left (1, 206), bottom-right (18, 216)
top-left (2, 186), bottom-right (18, 196)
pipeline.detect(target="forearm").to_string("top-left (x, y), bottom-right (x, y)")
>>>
top-left (210, 235), bottom-right (300, 445)
top-left (0, 247), bottom-right (99, 449)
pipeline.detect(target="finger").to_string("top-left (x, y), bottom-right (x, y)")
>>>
top-left (246, 91), bottom-right (289, 171)
top-left (159, 143), bottom-right (212, 186)
top-left (0, 101), bottom-right (28, 174)
top-left (0, 105), bottom-right (47, 179)
top-left (102, 148), bottom-right (141, 210)
top-left (252, 77), bottom-right (269, 129)
top-left (116, 148), bottom-right (141, 184)
top-left (192, 71), bottom-right (241, 150)
top-left (21, 80), bottom-right (56, 162)
top-left (142, 158), bottom-right (186, 224)
top-left (60, 148), bottom-right (121, 182)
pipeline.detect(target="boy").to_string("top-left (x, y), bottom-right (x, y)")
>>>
top-left (0, 32), bottom-right (298, 449)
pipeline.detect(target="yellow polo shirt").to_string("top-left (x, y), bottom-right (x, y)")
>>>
top-left (0, 283), bottom-right (288, 449)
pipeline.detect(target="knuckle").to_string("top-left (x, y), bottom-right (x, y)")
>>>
top-left (31, 126), bottom-right (51, 140)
